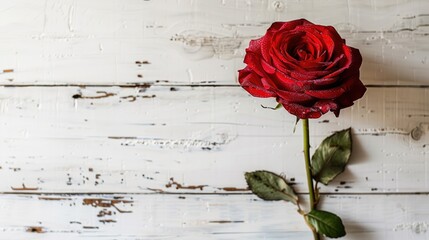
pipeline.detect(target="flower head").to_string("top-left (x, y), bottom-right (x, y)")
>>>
top-left (238, 19), bottom-right (366, 119)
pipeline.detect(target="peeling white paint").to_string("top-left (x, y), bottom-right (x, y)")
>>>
top-left (0, 0), bottom-right (427, 84)
top-left (68, 4), bottom-right (74, 33)
top-left (394, 222), bottom-right (429, 234)
top-left (0, 0), bottom-right (428, 239)
top-left (111, 135), bottom-right (235, 151)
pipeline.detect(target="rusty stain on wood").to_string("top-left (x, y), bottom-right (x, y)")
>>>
top-left (11, 184), bottom-right (39, 191)
top-left (408, 114), bottom-right (429, 118)
top-left (135, 60), bottom-right (150, 65)
top-left (147, 188), bottom-right (165, 193)
top-left (319, 120), bottom-right (330, 123)
top-left (97, 209), bottom-right (113, 217)
top-left (165, 177), bottom-right (207, 190)
top-left (83, 226), bottom-right (99, 229)
top-left (26, 226), bottom-right (45, 233)
top-left (220, 187), bottom-right (249, 192)
top-left (3, 69), bottom-right (14, 73)
top-left (108, 136), bottom-right (137, 140)
top-left (83, 198), bottom-right (133, 207)
top-left (209, 220), bottom-right (245, 224)
top-left (99, 219), bottom-right (117, 224)
top-left (72, 91), bottom-right (116, 99)
top-left (120, 94), bottom-right (156, 102)
top-left (83, 198), bottom-right (133, 213)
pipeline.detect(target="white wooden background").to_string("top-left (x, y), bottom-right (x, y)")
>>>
top-left (0, 0), bottom-right (428, 239)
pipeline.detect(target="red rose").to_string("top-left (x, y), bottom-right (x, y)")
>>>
top-left (238, 19), bottom-right (366, 119)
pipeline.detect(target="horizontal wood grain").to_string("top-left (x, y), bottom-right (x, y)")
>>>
top-left (0, 1), bottom-right (427, 239)
top-left (0, 0), bottom-right (427, 85)
top-left (0, 193), bottom-right (427, 239)
top-left (0, 86), bottom-right (427, 194)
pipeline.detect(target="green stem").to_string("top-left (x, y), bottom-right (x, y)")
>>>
top-left (302, 119), bottom-right (320, 240)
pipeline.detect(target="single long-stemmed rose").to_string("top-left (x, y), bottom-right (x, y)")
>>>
top-left (239, 19), bottom-right (366, 239)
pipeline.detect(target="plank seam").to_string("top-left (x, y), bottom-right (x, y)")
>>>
top-left (0, 84), bottom-right (428, 88)
top-left (1, 192), bottom-right (428, 196)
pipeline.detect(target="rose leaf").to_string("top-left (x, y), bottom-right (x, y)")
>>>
top-left (305, 210), bottom-right (346, 238)
top-left (244, 170), bottom-right (298, 205)
top-left (311, 128), bottom-right (352, 185)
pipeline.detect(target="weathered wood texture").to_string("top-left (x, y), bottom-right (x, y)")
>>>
top-left (0, 86), bottom-right (428, 194)
top-left (0, 0), bottom-right (427, 85)
top-left (0, 194), bottom-right (428, 240)
top-left (0, 0), bottom-right (428, 239)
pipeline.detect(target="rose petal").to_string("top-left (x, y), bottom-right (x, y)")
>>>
top-left (325, 54), bottom-right (344, 70)
top-left (271, 50), bottom-right (331, 80)
top-left (279, 100), bottom-right (339, 119)
top-left (238, 19), bottom-right (365, 119)
top-left (267, 22), bottom-right (288, 33)
top-left (315, 25), bottom-right (344, 60)
top-left (297, 77), bottom-right (338, 88)
top-left (297, 26), bottom-right (328, 58)
top-left (260, 36), bottom-right (272, 62)
top-left (291, 70), bottom-right (328, 82)
top-left (304, 73), bottom-right (360, 99)
top-left (270, 31), bottom-right (332, 78)
top-left (293, 25), bottom-right (335, 61)
top-left (271, 48), bottom-right (303, 72)
top-left (314, 100), bottom-right (339, 114)
top-left (275, 89), bottom-right (314, 103)
top-left (261, 59), bottom-right (276, 74)
top-left (344, 47), bottom-right (363, 75)
top-left (273, 69), bottom-right (300, 90)
top-left (320, 26), bottom-right (344, 43)
top-left (272, 65), bottom-right (334, 91)
top-left (238, 68), bottom-right (276, 98)
top-left (335, 76), bottom-right (367, 108)
top-left (274, 19), bottom-right (314, 33)
top-left (243, 51), bottom-right (265, 76)
top-left (272, 31), bottom-right (306, 68)
top-left (323, 45), bottom-right (354, 79)
top-left (260, 77), bottom-right (278, 90)
top-left (247, 38), bottom-right (262, 54)
top-left (279, 102), bottom-right (322, 119)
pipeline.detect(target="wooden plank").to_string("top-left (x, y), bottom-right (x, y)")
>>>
top-left (0, 193), bottom-right (427, 239)
top-left (0, 86), bottom-right (427, 193)
top-left (0, 0), bottom-right (427, 85)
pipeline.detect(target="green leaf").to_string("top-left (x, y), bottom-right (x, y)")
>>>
top-left (305, 210), bottom-right (346, 238)
top-left (244, 170), bottom-right (298, 204)
top-left (311, 128), bottom-right (352, 185)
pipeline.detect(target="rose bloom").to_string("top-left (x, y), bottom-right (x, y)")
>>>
top-left (238, 19), bottom-right (366, 119)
